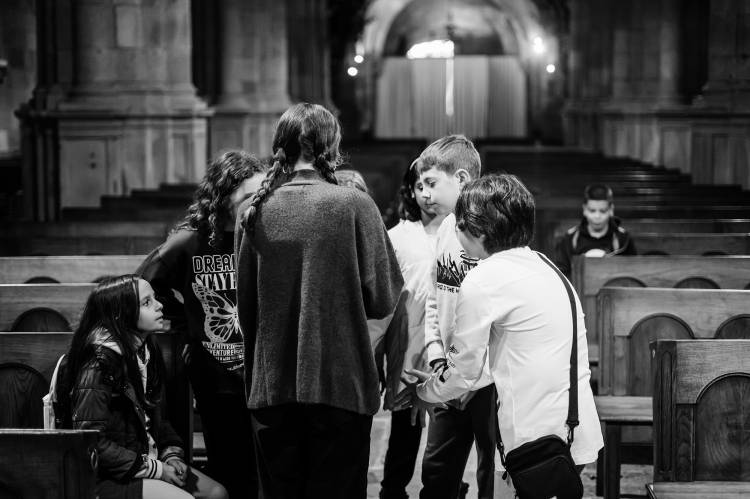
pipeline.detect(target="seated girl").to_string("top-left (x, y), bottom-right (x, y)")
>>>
top-left (60, 274), bottom-right (228, 499)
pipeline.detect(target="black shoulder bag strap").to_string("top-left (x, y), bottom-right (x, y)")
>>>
top-left (537, 251), bottom-right (579, 443)
top-left (498, 252), bottom-right (580, 467)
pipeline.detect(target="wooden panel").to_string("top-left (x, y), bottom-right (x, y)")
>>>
top-left (652, 339), bottom-right (750, 483)
top-left (674, 277), bottom-right (720, 289)
top-left (0, 364), bottom-right (48, 427)
top-left (0, 255), bottom-right (144, 284)
top-left (628, 317), bottom-right (692, 396)
top-left (0, 429), bottom-right (98, 499)
top-left (636, 233), bottom-right (750, 256)
top-left (695, 376), bottom-right (750, 480)
top-left (597, 287), bottom-right (750, 396)
top-left (650, 481), bottom-right (750, 498)
top-left (606, 288), bottom-right (750, 339)
top-left (573, 256), bottom-right (750, 360)
top-left (672, 340), bottom-right (750, 404)
top-left (575, 256), bottom-right (750, 299)
top-left (0, 284), bottom-right (94, 331)
top-left (715, 315), bottom-right (750, 339)
top-left (546, 218), bottom-right (750, 258)
top-left (0, 333), bottom-right (72, 380)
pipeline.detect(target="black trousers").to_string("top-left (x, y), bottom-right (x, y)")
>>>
top-left (420, 385), bottom-right (497, 499)
top-left (380, 409), bottom-right (424, 499)
top-left (195, 390), bottom-right (257, 499)
top-left (250, 403), bottom-right (373, 499)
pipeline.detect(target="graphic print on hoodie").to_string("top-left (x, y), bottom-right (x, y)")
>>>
top-left (191, 254), bottom-right (243, 372)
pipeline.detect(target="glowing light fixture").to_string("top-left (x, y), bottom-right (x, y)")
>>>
top-left (406, 39), bottom-right (455, 59)
top-left (532, 36), bottom-right (545, 55)
top-left (347, 66), bottom-right (358, 77)
top-left (354, 54), bottom-right (364, 64)
top-left (546, 64), bottom-right (556, 74)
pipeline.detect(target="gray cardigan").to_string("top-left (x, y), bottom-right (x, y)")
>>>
top-left (235, 169), bottom-right (403, 415)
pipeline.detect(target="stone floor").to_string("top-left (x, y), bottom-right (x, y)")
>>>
top-left (366, 408), bottom-right (652, 499)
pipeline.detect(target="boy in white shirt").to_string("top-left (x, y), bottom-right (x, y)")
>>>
top-left (414, 135), bottom-right (496, 499)
top-left (396, 174), bottom-right (604, 498)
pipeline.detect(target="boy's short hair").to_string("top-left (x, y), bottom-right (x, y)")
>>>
top-left (455, 174), bottom-right (535, 253)
top-left (584, 184), bottom-right (614, 203)
top-left (417, 134), bottom-right (481, 179)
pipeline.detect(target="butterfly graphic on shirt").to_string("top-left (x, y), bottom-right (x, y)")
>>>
top-left (191, 283), bottom-right (242, 343)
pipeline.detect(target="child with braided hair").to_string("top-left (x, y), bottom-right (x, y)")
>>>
top-left (235, 103), bottom-right (404, 499)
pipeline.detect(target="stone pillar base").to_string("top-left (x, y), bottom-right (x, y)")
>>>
top-left (57, 111), bottom-right (209, 208)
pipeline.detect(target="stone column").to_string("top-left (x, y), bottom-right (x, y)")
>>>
top-left (657, 0), bottom-right (681, 104)
top-left (701, 0), bottom-right (750, 110)
top-left (15, 0), bottom-right (73, 221)
top-left (610, 0), bottom-right (634, 101)
top-left (0, 0), bottom-right (36, 154)
top-left (52, 0), bottom-right (209, 210)
top-left (210, 0), bottom-right (291, 157)
top-left (287, 0), bottom-right (332, 108)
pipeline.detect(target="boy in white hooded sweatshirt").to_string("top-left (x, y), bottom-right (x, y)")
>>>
top-left (412, 135), bottom-right (496, 499)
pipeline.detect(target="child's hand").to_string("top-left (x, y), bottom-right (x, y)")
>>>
top-left (161, 463), bottom-right (186, 488)
top-left (393, 369), bottom-right (446, 422)
top-left (165, 457), bottom-right (189, 478)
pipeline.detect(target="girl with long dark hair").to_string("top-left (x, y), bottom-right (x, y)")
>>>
top-left (62, 275), bottom-right (227, 499)
top-left (137, 150), bottom-right (266, 498)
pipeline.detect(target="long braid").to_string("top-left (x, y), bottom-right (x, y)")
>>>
top-left (315, 153), bottom-right (339, 185)
top-left (242, 149), bottom-right (287, 228)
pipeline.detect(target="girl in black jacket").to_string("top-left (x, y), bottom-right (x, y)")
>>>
top-left (62, 275), bottom-right (227, 499)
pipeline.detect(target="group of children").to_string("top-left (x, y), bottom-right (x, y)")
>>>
top-left (53, 102), bottom-right (639, 499)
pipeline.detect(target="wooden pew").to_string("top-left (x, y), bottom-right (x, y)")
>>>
top-left (0, 221), bottom-right (169, 256)
top-left (0, 255), bottom-right (144, 284)
top-left (0, 331), bottom-right (193, 462)
top-left (541, 218), bottom-right (750, 258)
top-left (595, 287), bottom-right (750, 499)
top-left (0, 429), bottom-right (98, 498)
top-left (0, 283), bottom-right (94, 331)
top-left (597, 287), bottom-right (750, 396)
top-left (635, 233), bottom-right (750, 256)
top-left (571, 256), bottom-right (750, 368)
top-left (649, 339), bottom-right (750, 498)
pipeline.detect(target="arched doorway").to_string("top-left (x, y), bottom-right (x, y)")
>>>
top-left (362, 0), bottom-right (564, 141)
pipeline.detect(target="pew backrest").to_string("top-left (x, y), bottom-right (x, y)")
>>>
top-left (635, 233), bottom-right (750, 256)
top-left (652, 339), bottom-right (750, 482)
top-left (597, 287), bottom-right (750, 396)
top-left (571, 256), bottom-right (750, 363)
top-left (0, 429), bottom-right (98, 498)
top-left (0, 255), bottom-right (144, 284)
top-left (0, 283), bottom-right (95, 331)
top-left (546, 218), bottom-right (750, 256)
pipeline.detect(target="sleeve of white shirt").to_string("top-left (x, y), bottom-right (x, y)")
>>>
top-left (424, 254), bottom-right (444, 363)
top-left (418, 277), bottom-right (494, 403)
